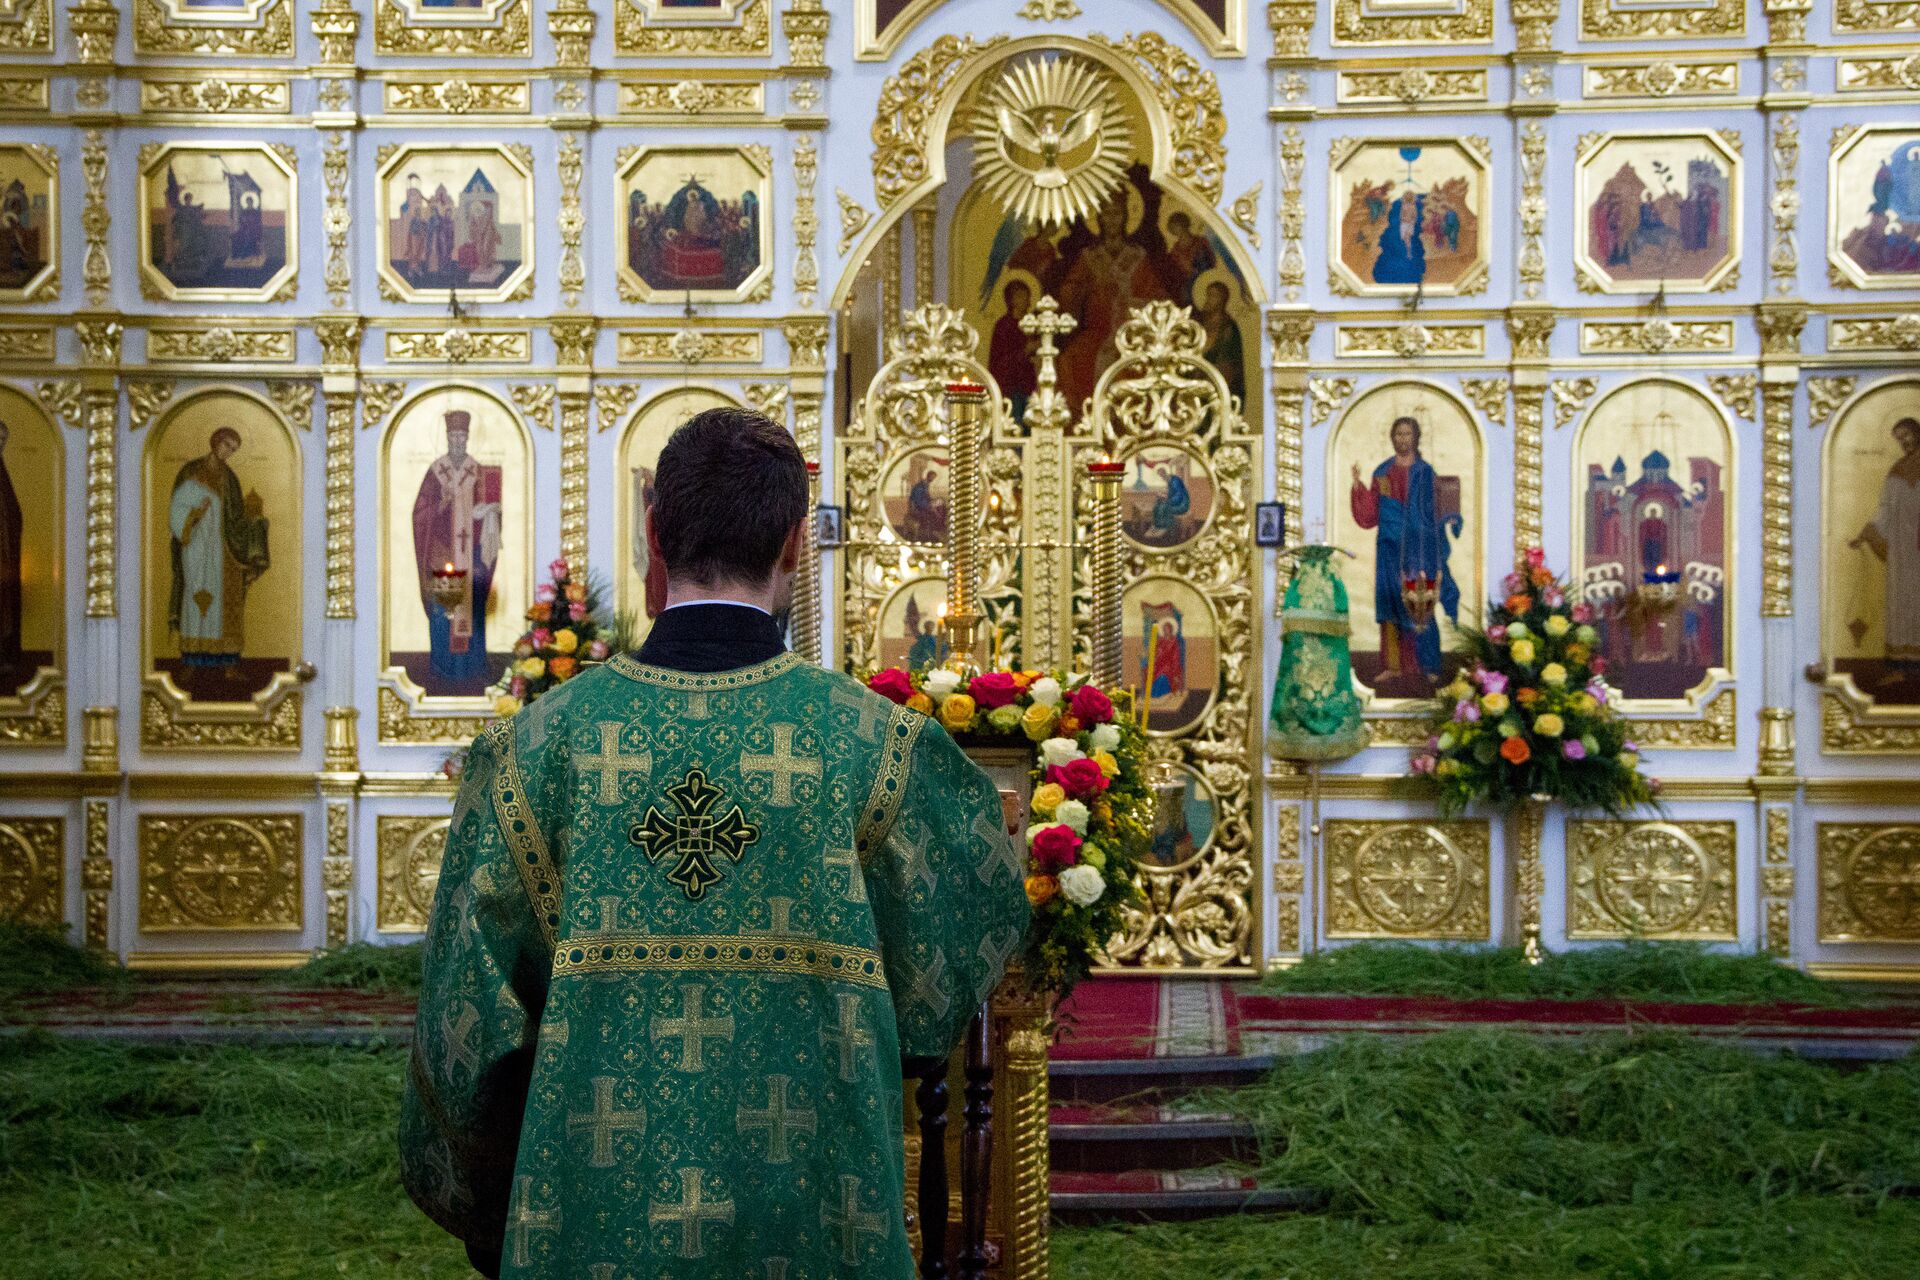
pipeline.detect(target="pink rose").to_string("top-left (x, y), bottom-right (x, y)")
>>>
top-left (1561, 739), bottom-right (1586, 761)
top-left (530, 628), bottom-right (553, 648)
top-left (587, 640), bottom-right (610, 660)
top-left (1543, 588), bottom-right (1565, 608)
top-left (1067, 684), bottom-right (1116, 725)
top-left (1050, 757), bottom-right (1109, 799)
top-left (1503, 572), bottom-right (1526, 595)
top-left (1488, 625), bottom-right (1509, 645)
top-left (1411, 753), bottom-right (1437, 775)
top-left (1591, 656), bottom-right (1609, 676)
top-left (1524, 547), bottom-right (1546, 568)
top-left (535, 584), bottom-right (556, 602)
top-left (1477, 669), bottom-right (1509, 695)
top-left (1030, 824), bottom-right (1082, 868)
top-left (1571, 603), bottom-right (1594, 624)
top-left (549, 558), bottom-right (570, 579)
top-left (569, 601), bottom-right (588, 621)
top-left (868, 668), bottom-right (914, 705)
top-left (509, 678), bottom-right (527, 698)
top-left (969, 671), bottom-right (1020, 710)
top-left (1454, 700), bottom-right (1481, 724)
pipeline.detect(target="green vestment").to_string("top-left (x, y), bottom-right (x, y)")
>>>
top-left (400, 652), bottom-right (1029, 1278)
top-left (1270, 545), bottom-right (1368, 761)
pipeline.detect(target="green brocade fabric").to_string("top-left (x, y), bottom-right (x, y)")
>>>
top-left (1270, 545), bottom-right (1369, 761)
top-left (400, 654), bottom-right (1028, 1278)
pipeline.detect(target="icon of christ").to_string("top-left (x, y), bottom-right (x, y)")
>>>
top-left (412, 409), bottom-right (503, 692)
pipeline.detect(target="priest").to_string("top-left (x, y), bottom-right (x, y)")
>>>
top-left (401, 406), bottom-right (1030, 1278)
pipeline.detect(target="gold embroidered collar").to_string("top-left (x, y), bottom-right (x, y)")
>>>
top-left (607, 651), bottom-right (803, 690)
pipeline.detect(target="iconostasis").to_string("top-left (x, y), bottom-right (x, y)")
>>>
top-left (0, 0), bottom-right (1916, 979)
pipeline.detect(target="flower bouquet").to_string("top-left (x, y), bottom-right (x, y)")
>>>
top-left (1412, 548), bottom-right (1658, 818)
top-left (441, 558), bottom-right (623, 781)
top-left (865, 665), bottom-right (1149, 994)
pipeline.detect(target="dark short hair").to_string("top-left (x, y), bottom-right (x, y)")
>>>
top-left (1390, 415), bottom-right (1422, 449)
top-left (652, 406), bottom-right (807, 587)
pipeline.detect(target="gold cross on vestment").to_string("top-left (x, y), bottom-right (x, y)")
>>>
top-left (506, 1176), bottom-right (560, 1267)
top-left (649, 1166), bottom-right (735, 1260)
top-left (567, 1076), bottom-right (646, 1168)
top-left (743, 895), bottom-right (801, 935)
top-left (440, 1002), bottom-right (479, 1075)
top-left (906, 947), bottom-right (951, 1019)
top-left (821, 1173), bottom-right (888, 1265)
top-left (819, 991), bottom-right (874, 1082)
top-left (740, 723), bottom-right (821, 808)
top-left (629, 768), bottom-right (760, 901)
top-left (830, 682), bottom-right (889, 742)
top-left (579, 722), bottom-right (653, 805)
top-left (735, 1074), bottom-right (817, 1164)
top-left (822, 844), bottom-right (866, 903)
top-left (652, 982), bottom-right (735, 1072)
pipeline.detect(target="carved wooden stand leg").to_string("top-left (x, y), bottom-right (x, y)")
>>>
top-left (958, 1004), bottom-right (994, 1280)
top-left (915, 1063), bottom-right (950, 1280)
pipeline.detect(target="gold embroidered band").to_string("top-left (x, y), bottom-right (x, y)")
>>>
top-left (487, 721), bottom-right (564, 949)
top-left (551, 933), bottom-right (888, 990)
top-left (854, 704), bottom-right (922, 856)
top-left (607, 652), bottom-right (803, 690)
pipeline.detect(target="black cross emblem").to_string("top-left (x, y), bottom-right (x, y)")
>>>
top-left (630, 768), bottom-right (760, 901)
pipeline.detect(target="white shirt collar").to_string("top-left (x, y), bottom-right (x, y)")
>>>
top-left (662, 599), bottom-right (771, 616)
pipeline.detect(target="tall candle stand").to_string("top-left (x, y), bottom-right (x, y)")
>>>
top-left (792, 460), bottom-right (822, 664)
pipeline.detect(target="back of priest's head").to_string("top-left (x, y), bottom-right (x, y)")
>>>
top-left (652, 406), bottom-right (807, 589)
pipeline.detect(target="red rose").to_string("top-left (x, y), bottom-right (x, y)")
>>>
top-left (1030, 824), bottom-right (1082, 868)
top-left (969, 670), bottom-right (1020, 710)
top-left (868, 668), bottom-right (913, 705)
top-left (1050, 757), bottom-right (1109, 799)
top-left (1068, 684), bottom-right (1115, 725)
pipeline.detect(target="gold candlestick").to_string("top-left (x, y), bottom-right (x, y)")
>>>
top-left (792, 461), bottom-right (823, 664)
top-left (1085, 458), bottom-right (1125, 692)
top-left (944, 382), bottom-right (988, 674)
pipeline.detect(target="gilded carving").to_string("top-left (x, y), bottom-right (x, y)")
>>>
top-left (126, 379), bottom-right (176, 432)
top-left (615, 0), bottom-right (769, 56)
top-left (374, 0), bottom-right (531, 58)
top-left (874, 35), bottom-right (1007, 213)
top-left (80, 130), bottom-right (108, 307)
top-left (1706, 374), bottom-right (1756, 421)
top-left (1769, 115), bottom-right (1800, 297)
top-left (785, 318), bottom-right (830, 369)
top-left (793, 135), bottom-right (820, 309)
top-left (0, 678), bottom-right (64, 747)
top-left (384, 79), bottom-right (530, 115)
top-left (141, 78), bottom-right (290, 114)
top-left (1584, 62), bottom-right (1738, 99)
top-left (135, 0), bottom-right (293, 57)
top-left (324, 801), bottom-right (351, 947)
top-left (1, 0), bottom-right (51, 53)
top-left (1549, 378), bottom-right (1598, 430)
top-left (1821, 690), bottom-right (1920, 754)
top-left (377, 685), bottom-right (488, 746)
top-left (148, 329), bottom-right (296, 364)
top-left (1459, 378), bottom-right (1509, 427)
top-left (1335, 324), bottom-right (1484, 359)
top-left (1228, 183), bottom-right (1262, 251)
top-left (1338, 67), bottom-right (1486, 104)
top-left (1756, 303), bottom-right (1808, 356)
top-left (1579, 320), bottom-right (1736, 355)
top-left (1333, 0), bottom-right (1492, 45)
top-left (141, 684), bottom-right (302, 752)
top-left (1838, 55), bottom-right (1920, 94)
top-left (559, 391), bottom-right (591, 568)
top-left (556, 134), bottom-right (586, 309)
top-left (1761, 377), bottom-right (1793, 618)
top-left (548, 0), bottom-right (593, 67)
top-left (83, 800), bottom-right (109, 949)
top-left (267, 380), bottom-right (317, 428)
top-left (1806, 377), bottom-right (1855, 430)
top-left (508, 383), bottom-right (555, 433)
top-left (1325, 820), bottom-right (1491, 940)
top-left (1512, 384), bottom-right (1544, 566)
top-left (1307, 377), bottom-right (1355, 427)
top-left (0, 818), bottom-right (62, 925)
top-left (616, 330), bottom-right (762, 366)
top-left (1568, 821), bottom-right (1737, 940)
top-left (1272, 804), bottom-right (1302, 953)
top-left (1278, 126), bottom-right (1305, 303)
top-left (385, 329), bottom-right (532, 364)
top-left (325, 391), bottom-right (355, 620)
top-left (1519, 123), bottom-right (1546, 301)
top-left (619, 80), bottom-right (762, 117)
top-left (1628, 686), bottom-right (1736, 751)
top-left (1830, 316), bottom-right (1920, 353)
top-left (1819, 824), bottom-right (1920, 943)
top-left (1090, 33), bottom-right (1226, 203)
top-left (139, 814), bottom-right (303, 932)
top-left (0, 327), bottom-right (53, 361)
top-left (1834, 1), bottom-right (1920, 33)
top-left (377, 815), bottom-right (449, 932)
top-left (1580, 0), bottom-right (1743, 39)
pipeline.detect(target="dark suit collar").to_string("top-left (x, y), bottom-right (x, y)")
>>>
top-left (631, 602), bottom-right (787, 673)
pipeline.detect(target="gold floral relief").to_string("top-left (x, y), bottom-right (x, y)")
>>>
top-left (0, 817), bottom-right (63, 926)
top-left (1579, 0), bottom-right (1744, 40)
top-left (134, 0), bottom-right (293, 57)
top-left (1325, 819), bottom-right (1491, 941)
top-left (377, 814), bottom-right (449, 932)
top-left (614, 0), bottom-right (770, 57)
top-left (1567, 821), bottom-right (1737, 941)
top-left (1834, 1), bottom-right (1920, 34)
top-left (0, 0), bottom-right (50, 53)
top-left (1332, 0), bottom-right (1492, 45)
top-left (373, 0), bottom-right (531, 58)
top-left (1818, 823), bottom-right (1920, 944)
top-left (138, 813), bottom-right (303, 932)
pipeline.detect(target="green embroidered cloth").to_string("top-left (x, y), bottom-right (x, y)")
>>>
top-left (400, 652), bottom-right (1028, 1277)
top-left (1270, 545), bottom-right (1369, 761)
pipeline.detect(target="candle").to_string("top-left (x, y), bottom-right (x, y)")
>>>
top-left (992, 626), bottom-right (1003, 670)
top-left (1141, 632), bottom-right (1158, 732)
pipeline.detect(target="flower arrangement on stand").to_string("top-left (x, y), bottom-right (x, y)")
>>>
top-left (1412, 548), bottom-right (1659, 817)
top-left (441, 558), bottom-right (622, 780)
top-left (865, 665), bottom-right (1149, 994)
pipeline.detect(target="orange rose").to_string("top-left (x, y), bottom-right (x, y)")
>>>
top-left (547, 656), bottom-right (577, 680)
top-left (1091, 798), bottom-right (1113, 826)
top-left (1516, 687), bottom-right (1540, 706)
top-left (1566, 643), bottom-right (1591, 665)
top-left (1056, 714), bottom-right (1083, 738)
top-left (1499, 736), bottom-right (1532, 765)
top-left (564, 582), bottom-right (588, 603)
top-left (1025, 874), bottom-right (1058, 906)
top-left (1505, 594), bottom-right (1532, 615)
top-left (1531, 567), bottom-right (1554, 589)
top-left (1011, 671), bottom-right (1035, 690)
top-left (525, 604), bottom-right (550, 622)
top-left (906, 692), bottom-right (934, 716)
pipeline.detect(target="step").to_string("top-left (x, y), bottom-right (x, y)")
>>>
top-left (1049, 1168), bottom-right (1319, 1219)
top-left (1050, 1101), bottom-right (1259, 1173)
top-left (1048, 1052), bottom-right (1278, 1104)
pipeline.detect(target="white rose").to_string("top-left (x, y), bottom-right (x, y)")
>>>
top-left (1506, 621), bottom-right (1530, 640)
top-left (1039, 736), bottom-right (1084, 768)
top-left (1089, 723), bottom-right (1121, 753)
top-left (925, 668), bottom-right (961, 698)
top-left (1058, 864), bottom-right (1105, 907)
top-left (1029, 676), bottom-right (1063, 706)
top-left (1055, 799), bottom-right (1090, 835)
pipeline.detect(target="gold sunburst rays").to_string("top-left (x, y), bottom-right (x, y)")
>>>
top-left (970, 55), bottom-right (1130, 229)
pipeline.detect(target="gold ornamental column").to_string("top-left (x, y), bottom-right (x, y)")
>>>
top-left (943, 383), bottom-right (988, 672)
top-left (792, 462), bottom-right (823, 663)
top-left (1084, 460), bottom-right (1125, 690)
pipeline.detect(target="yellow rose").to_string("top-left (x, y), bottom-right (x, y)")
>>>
top-left (1570, 692), bottom-right (1597, 715)
top-left (1481, 692), bottom-right (1511, 716)
top-left (1620, 750), bottom-right (1640, 769)
top-left (1092, 750), bottom-right (1120, 779)
top-left (551, 628), bottom-right (580, 654)
top-left (1020, 701), bottom-right (1057, 742)
top-left (493, 695), bottom-right (521, 718)
top-left (906, 692), bottom-right (934, 716)
top-left (1541, 662), bottom-right (1568, 687)
top-left (938, 694), bottom-right (977, 732)
top-left (1534, 713), bottom-right (1565, 737)
top-left (1029, 782), bottom-right (1067, 817)
top-left (1510, 639), bottom-right (1537, 666)
top-left (515, 656), bottom-right (546, 679)
top-left (1445, 677), bottom-right (1474, 702)
top-left (1544, 615), bottom-right (1572, 638)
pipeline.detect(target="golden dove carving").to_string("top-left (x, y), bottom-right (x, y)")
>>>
top-left (971, 56), bottom-right (1129, 228)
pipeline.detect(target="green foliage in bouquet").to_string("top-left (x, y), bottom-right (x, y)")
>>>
top-left (1412, 549), bottom-right (1659, 818)
top-left (863, 665), bottom-right (1150, 995)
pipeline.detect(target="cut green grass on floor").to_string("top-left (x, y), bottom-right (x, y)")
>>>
top-left (4, 1029), bottom-right (1916, 1279)
top-left (269, 941), bottom-right (425, 995)
top-left (0, 924), bottom-right (128, 1002)
top-left (1263, 940), bottom-right (1866, 1006)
